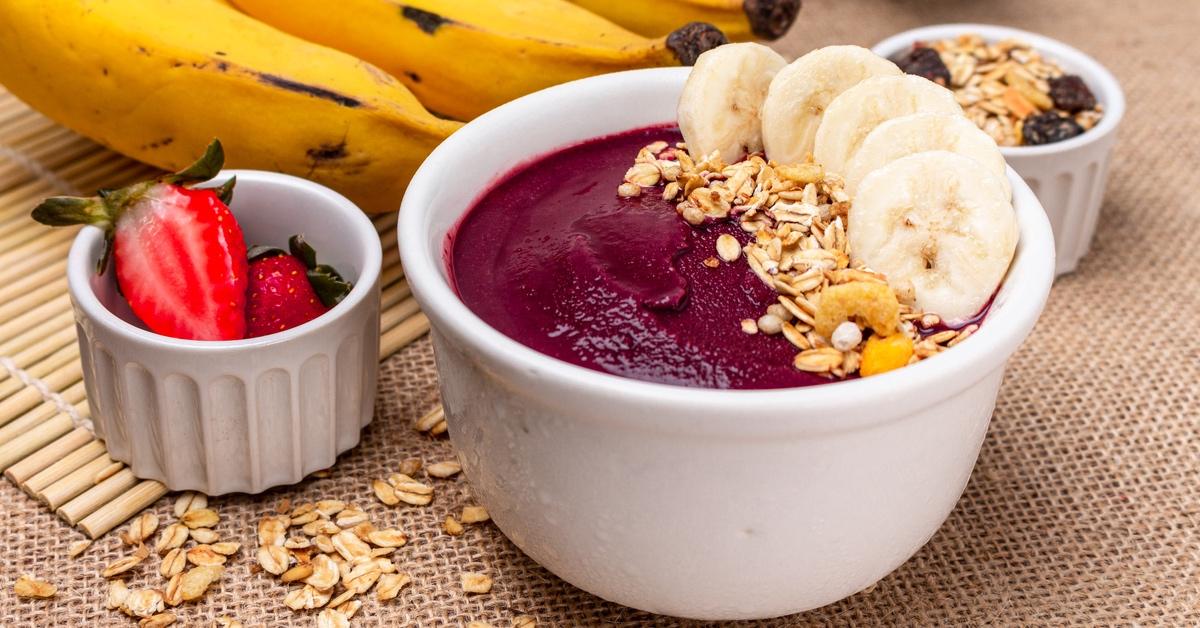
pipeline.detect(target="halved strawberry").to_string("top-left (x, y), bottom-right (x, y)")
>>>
top-left (32, 140), bottom-right (248, 340)
top-left (245, 235), bottom-right (353, 338)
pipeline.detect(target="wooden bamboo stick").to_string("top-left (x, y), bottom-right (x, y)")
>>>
top-left (0, 386), bottom-right (87, 446)
top-left (372, 211), bottom-right (399, 232)
top-left (0, 276), bottom-right (67, 323)
top-left (0, 220), bottom-right (74, 254)
top-left (380, 243), bottom-right (401, 271)
top-left (0, 412), bottom-right (72, 471)
top-left (0, 342), bottom-right (79, 397)
top-left (380, 312), bottom-right (430, 358)
top-left (381, 296), bottom-right (421, 333)
top-left (0, 238), bottom-right (72, 283)
top-left (0, 363), bottom-right (84, 426)
top-left (0, 310), bottom-right (74, 357)
top-left (0, 328), bottom-right (76, 384)
top-left (379, 225), bottom-right (398, 250)
top-left (57, 467), bottom-right (137, 525)
top-left (0, 263), bottom-right (64, 304)
top-left (0, 294), bottom-right (70, 344)
top-left (77, 480), bottom-right (169, 539)
top-left (23, 440), bottom-right (105, 494)
top-left (3, 427), bottom-right (92, 483)
top-left (380, 263), bottom-right (404, 289)
top-left (38, 452), bottom-right (115, 509)
top-left (381, 281), bottom-right (412, 310)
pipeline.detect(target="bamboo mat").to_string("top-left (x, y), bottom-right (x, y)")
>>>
top-left (0, 86), bottom-right (429, 541)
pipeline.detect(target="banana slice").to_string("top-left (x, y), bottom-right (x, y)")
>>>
top-left (849, 151), bottom-right (1017, 324)
top-left (760, 45), bottom-right (900, 166)
top-left (677, 42), bottom-right (787, 163)
top-left (844, 113), bottom-right (1011, 199)
top-left (813, 75), bottom-right (962, 177)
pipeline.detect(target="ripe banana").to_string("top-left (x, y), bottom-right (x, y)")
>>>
top-left (813, 75), bottom-right (962, 178)
top-left (849, 151), bottom-right (1017, 323)
top-left (677, 43), bottom-right (786, 162)
top-left (845, 113), bottom-right (1011, 199)
top-left (565, 0), bottom-right (802, 41)
top-left (228, 0), bottom-right (728, 121)
top-left (761, 45), bottom-right (900, 166)
top-left (0, 0), bottom-right (461, 214)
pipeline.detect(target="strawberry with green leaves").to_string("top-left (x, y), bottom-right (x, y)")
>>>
top-left (32, 140), bottom-right (248, 340)
top-left (245, 235), bottom-right (353, 338)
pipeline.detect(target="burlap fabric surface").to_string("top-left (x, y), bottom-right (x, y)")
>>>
top-left (2, 0), bottom-right (1198, 625)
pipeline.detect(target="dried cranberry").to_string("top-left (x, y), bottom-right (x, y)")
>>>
top-left (1023, 112), bottom-right (1085, 145)
top-left (1048, 75), bottom-right (1097, 113)
top-left (894, 45), bottom-right (951, 86)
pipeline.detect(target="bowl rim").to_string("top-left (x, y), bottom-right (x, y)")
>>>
top-left (398, 67), bottom-right (1056, 434)
top-left (66, 169), bottom-right (382, 351)
top-left (871, 22), bottom-right (1126, 157)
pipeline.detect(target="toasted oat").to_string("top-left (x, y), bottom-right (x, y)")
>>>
top-left (122, 588), bottom-right (165, 618)
top-left (139, 612), bottom-right (177, 628)
top-left (335, 507), bottom-right (369, 528)
top-left (179, 566), bottom-right (222, 602)
top-left (67, 539), bottom-right (92, 558)
top-left (317, 609), bottom-right (351, 628)
top-left (213, 617), bottom-right (243, 628)
top-left (512, 616), bottom-right (537, 628)
top-left (190, 527), bottom-right (219, 544)
top-left (461, 506), bottom-right (490, 524)
top-left (444, 515), bottom-right (464, 536)
top-left (376, 572), bottom-right (412, 601)
top-left (283, 584), bottom-right (327, 611)
top-left (155, 524), bottom-right (189, 554)
top-left (467, 623), bottom-right (495, 628)
top-left (257, 515), bottom-right (288, 547)
top-left (461, 572), bottom-right (493, 594)
top-left (102, 544), bottom-right (149, 578)
top-left (163, 574), bottom-right (183, 606)
top-left (180, 509), bottom-right (219, 529)
top-left (398, 458), bottom-right (423, 476)
top-left (367, 528), bottom-right (407, 548)
top-left (123, 512), bottom-right (160, 545)
top-left (13, 575), bottom-right (56, 599)
top-left (387, 474), bottom-right (434, 506)
top-left (312, 534), bottom-right (336, 554)
top-left (315, 500), bottom-right (346, 518)
top-left (338, 599), bottom-right (363, 619)
top-left (173, 492), bottom-right (207, 518)
top-left (715, 234), bottom-right (741, 262)
top-left (326, 587), bottom-right (357, 610)
top-left (740, 318), bottom-right (758, 334)
top-left (257, 546), bottom-right (289, 575)
top-left (107, 579), bottom-right (130, 609)
top-left (280, 563), bottom-right (314, 584)
top-left (302, 519), bottom-right (340, 537)
top-left (160, 548), bottom-right (187, 578)
top-left (415, 405), bottom-right (447, 435)
top-left (426, 460), bottom-right (462, 478)
top-left (332, 530), bottom-right (372, 562)
top-left (793, 348), bottom-right (844, 373)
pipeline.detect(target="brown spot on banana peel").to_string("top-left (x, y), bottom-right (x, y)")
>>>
top-left (401, 6), bottom-right (452, 34)
top-left (743, 0), bottom-right (802, 40)
top-left (307, 141), bottom-right (348, 163)
top-left (666, 22), bottom-right (728, 66)
top-left (255, 73), bottom-right (363, 108)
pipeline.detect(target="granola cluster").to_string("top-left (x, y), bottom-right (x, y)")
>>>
top-left (902, 34), bottom-right (1103, 146)
top-left (619, 142), bottom-right (977, 379)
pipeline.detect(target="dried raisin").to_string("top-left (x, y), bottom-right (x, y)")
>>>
top-left (1022, 112), bottom-right (1085, 145)
top-left (1048, 75), bottom-right (1096, 113)
top-left (894, 45), bottom-right (951, 86)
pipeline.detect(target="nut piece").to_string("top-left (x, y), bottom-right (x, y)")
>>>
top-left (461, 506), bottom-right (490, 524)
top-left (813, 281), bottom-right (900, 340)
top-left (830, 321), bottom-right (863, 351)
top-left (13, 575), bottom-right (56, 599)
top-left (426, 460), bottom-right (462, 478)
top-left (180, 508), bottom-right (219, 529)
top-left (715, 234), bottom-right (741, 262)
top-left (376, 572), bottom-right (412, 601)
top-left (461, 572), bottom-right (493, 594)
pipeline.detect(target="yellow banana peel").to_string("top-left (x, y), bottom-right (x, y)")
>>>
top-left (567, 0), bottom-right (801, 42)
top-left (0, 0), bottom-right (461, 213)
top-left (229, 0), bottom-right (727, 121)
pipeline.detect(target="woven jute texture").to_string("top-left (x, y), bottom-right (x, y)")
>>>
top-left (1, 0), bottom-right (1198, 625)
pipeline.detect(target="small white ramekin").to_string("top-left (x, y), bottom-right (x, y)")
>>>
top-left (399, 68), bottom-right (1055, 619)
top-left (873, 23), bottom-right (1125, 276)
top-left (68, 170), bottom-right (382, 495)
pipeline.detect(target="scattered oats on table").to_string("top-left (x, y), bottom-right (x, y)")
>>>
top-left (13, 574), bottom-right (56, 599)
top-left (461, 572), bottom-right (494, 594)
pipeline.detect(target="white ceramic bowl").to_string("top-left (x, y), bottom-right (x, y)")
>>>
top-left (873, 23), bottom-right (1125, 277)
top-left (68, 170), bottom-right (382, 495)
top-left (399, 68), bottom-right (1055, 620)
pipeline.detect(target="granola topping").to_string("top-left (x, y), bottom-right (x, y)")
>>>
top-left (898, 34), bottom-right (1103, 146)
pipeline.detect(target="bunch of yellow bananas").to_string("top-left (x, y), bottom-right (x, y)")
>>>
top-left (0, 0), bottom-right (800, 213)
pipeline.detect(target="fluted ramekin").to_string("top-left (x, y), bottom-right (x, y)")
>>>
top-left (67, 170), bottom-right (381, 495)
top-left (874, 23), bottom-right (1125, 276)
top-left (399, 67), bottom-right (1055, 619)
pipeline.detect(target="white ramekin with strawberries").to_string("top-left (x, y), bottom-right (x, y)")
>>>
top-left (53, 143), bottom-right (382, 495)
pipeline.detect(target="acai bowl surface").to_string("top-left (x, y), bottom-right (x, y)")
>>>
top-left (399, 67), bottom-right (1054, 619)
